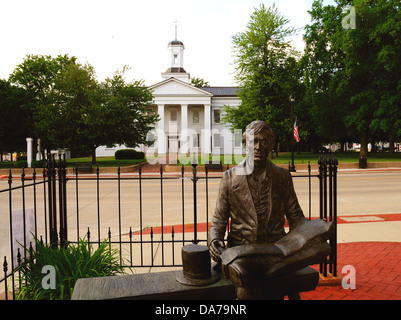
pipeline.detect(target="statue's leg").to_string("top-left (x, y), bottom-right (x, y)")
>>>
top-left (227, 256), bottom-right (259, 287)
top-left (235, 284), bottom-right (263, 300)
top-left (227, 256), bottom-right (267, 300)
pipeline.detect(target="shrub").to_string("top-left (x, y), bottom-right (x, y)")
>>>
top-left (15, 237), bottom-right (124, 300)
top-left (15, 160), bottom-right (28, 168)
top-left (0, 160), bottom-right (45, 169)
top-left (32, 160), bottom-right (46, 168)
top-left (115, 149), bottom-right (145, 160)
top-left (0, 162), bottom-right (14, 168)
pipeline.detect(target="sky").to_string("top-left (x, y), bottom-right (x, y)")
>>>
top-left (0, 0), bottom-right (336, 87)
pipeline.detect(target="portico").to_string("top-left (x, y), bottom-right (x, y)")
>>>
top-left (150, 78), bottom-right (217, 156)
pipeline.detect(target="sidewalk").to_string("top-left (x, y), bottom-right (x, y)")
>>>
top-left (302, 241), bottom-right (401, 300)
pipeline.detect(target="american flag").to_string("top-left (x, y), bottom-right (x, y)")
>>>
top-left (294, 117), bottom-right (299, 142)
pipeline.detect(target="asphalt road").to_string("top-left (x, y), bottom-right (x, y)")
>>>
top-left (1, 170), bottom-right (401, 266)
top-left (340, 170), bottom-right (401, 214)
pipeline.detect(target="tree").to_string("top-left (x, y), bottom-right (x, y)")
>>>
top-left (97, 69), bottom-right (160, 160)
top-left (34, 61), bottom-right (101, 160)
top-left (9, 54), bottom-right (77, 151)
top-left (0, 79), bottom-right (32, 159)
top-left (367, 0), bottom-right (401, 153)
top-left (35, 62), bottom-right (159, 163)
top-left (10, 55), bottom-right (159, 163)
top-left (9, 54), bottom-right (76, 97)
top-left (301, 1), bottom-right (354, 151)
top-left (303, 0), bottom-right (401, 156)
top-left (190, 77), bottom-right (210, 87)
top-left (222, 3), bottom-right (302, 152)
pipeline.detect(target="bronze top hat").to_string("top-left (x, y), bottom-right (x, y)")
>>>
top-left (176, 244), bottom-right (219, 286)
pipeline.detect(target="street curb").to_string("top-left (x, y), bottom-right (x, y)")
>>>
top-left (164, 161), bottom-right (401, 172)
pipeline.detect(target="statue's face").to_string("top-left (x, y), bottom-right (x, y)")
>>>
top-left (250, 131), bottom-right (270, 165)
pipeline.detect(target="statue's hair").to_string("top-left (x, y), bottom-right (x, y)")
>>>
top-left (241, 120), bottom-right (276, 148)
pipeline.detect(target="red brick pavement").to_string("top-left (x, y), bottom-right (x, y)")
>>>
top-left (301, 242), bottom-right (401, 300)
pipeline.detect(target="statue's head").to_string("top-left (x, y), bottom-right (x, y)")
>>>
top-left (242, 120), bottom-right (275, 166)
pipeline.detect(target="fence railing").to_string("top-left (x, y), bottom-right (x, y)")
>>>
top-left (1, 153), bottom-right (338, 300)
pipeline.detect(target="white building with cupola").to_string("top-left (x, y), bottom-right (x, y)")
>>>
top-left (96, 36), bottom-right (241, 158)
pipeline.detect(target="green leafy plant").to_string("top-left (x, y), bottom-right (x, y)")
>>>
top-left (15, 237), bottom-right (124, 300)
top-left (115, 149), bottom-right (145, 160)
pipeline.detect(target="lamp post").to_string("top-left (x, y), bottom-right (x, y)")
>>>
top-left (289, 95), bottom-right (296, 172)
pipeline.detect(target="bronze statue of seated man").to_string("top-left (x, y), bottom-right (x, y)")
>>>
top-left (208, 120), bottom-right (333, 300)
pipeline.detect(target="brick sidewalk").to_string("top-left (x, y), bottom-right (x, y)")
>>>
top-left (301, 242), bottom-right (401, 300)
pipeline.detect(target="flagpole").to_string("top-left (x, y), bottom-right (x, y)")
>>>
top-left (289, 95), bottom-right (296, 172)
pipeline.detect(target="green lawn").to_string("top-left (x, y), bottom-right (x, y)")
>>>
top-left (269, 152), bottom-right (401, 164)
top-left (66, 157), bottom-right (145, 167)
top-left (176, 152), bottom-right (401, 166)
top-left (2, 152), bottom-right (401, 169)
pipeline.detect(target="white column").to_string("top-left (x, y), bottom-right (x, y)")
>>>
top-left (157, 105), bottom-right (166, 154)
top-left (203, 103), bottom-right (211, 154)
top-left (26, 137), bottom-right (33, 168)
top-left (180, 104), bottom-right (188, 154)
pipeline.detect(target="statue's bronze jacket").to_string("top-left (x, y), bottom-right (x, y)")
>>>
top-left (208, 159), bottom-right (306, 248)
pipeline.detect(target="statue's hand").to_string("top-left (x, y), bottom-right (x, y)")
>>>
top-left (209, 240), bottom-right (225, 262)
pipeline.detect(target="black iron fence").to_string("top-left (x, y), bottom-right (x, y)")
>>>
top-left (1, 153), bottom-right (338, 300)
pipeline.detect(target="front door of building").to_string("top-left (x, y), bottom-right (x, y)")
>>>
top-left (168, 136), bottom-right (179, 164)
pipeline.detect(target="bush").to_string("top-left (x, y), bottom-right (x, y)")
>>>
top-left (15, 237), bottom-right (125, 300)
top-left (0, 162), bottom-right (14, 168)
top-left (115, 149), bottom-right (145, 160)
top-left (15, 160), bottom-right (28, 168)
top-left (32, 160), bottom-right (46, 168)
top-left (0, 160), bottom-right (45, 169)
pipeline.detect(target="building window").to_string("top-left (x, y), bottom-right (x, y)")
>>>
top-left (192, 110), bottom-right (199, 124)
top-left (174, 54), bottom-right (178, 65)
top-left (213, 134), bottom-right (221, 148)
top-left (170, 110), bottom-right (177, 122)
top-left (213, 110), bottom-right (221, 124)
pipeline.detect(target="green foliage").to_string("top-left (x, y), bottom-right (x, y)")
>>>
top-left (302, 0), bottom-right (401, 155)
top-left (9, 54), bottom-right (76, 98)
top-left (99, 69), bottom-right (159, 153)
top-left (0, 160), bottom-right (45, 169)
top-left (0, 162), bottom-right (13, 168)
top-left (0, 160), bottom-right (29, 168)
top-left (15, 237), bottom-right (124, 300)
top-left (115, 149), bottom-right (145, 160)
top-left (8, 56), bottom-right (159, 163)
top-left (34, 60), bottom-right (101, 156)
top-left (223, 3), bottom-right (302, 146)
top-left (15, 160), bottom-right (28, 168)
top-left (190, 77), bottom-right (210, 87)
top-left (0, 79), bottom-right (33, 154)
top-left (32, 160), bottom-right (46, 168)
top-left (9, 54), bottom-right (77, 150)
